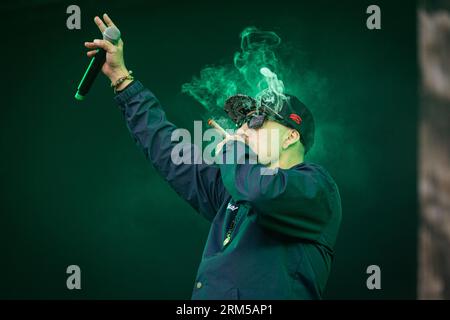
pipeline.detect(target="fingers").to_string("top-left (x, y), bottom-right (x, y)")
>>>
top-left (86, 14), bottom-right (120, 57)
top-left (236, 126), bottom-right (247, 137)
top-left (103, 13), bottom-right (116, 28)
top-left (84, 41), bottom-right (97, 49)
top-left (86, 50), bottom-right (98, 57)
top-left (94, 39), bottom-right (115, 53)
top-left (233, 134), bottom-right (247, 144)
top-left (94, 16), bottom-right (107, 32)
top-left (94, 14), bottom-right (116, 33)
top-left (215, 139), bottom-right (227, 155)
top-left (215, 134), bottom-right (247, 155)
top-left (84, 39), bottom-right (115, 53)
top-left (117, 39), bottom-right (124, 49)
top-left (235, 127), bottom-right (249, 143)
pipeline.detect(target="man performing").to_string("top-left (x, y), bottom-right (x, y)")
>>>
top-left (84, 14), bottom-right (342, 299)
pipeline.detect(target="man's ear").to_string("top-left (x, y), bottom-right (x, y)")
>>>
top-left (282, 129), bottom-right (300, 149)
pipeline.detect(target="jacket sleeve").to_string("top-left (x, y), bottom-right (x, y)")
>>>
top-left (114, 81), bottom-right (228, 222)
top-left (217, 140), bottom-right (332, 241)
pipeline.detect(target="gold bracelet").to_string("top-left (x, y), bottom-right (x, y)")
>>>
top-left (111, 70), bottom-right (134, 93)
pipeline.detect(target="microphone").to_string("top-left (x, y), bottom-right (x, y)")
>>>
top-left (75, 26), bottom-right (121, 100)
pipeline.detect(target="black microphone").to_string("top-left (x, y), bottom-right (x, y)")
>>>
top-left (75, 26), bottom-right (121, 100)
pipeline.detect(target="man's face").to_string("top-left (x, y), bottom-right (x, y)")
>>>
top-left (237, 120), bottom-right (290, 165)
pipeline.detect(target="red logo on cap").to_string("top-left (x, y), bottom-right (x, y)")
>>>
top-left (289, 113), bottom-right (302, 124)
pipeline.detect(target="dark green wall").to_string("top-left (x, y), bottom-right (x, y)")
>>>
top-left (0, 0), bottom-right (417, 299)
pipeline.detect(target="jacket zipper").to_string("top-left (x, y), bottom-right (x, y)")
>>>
top-left (223, 205), bottom-right (247, 247)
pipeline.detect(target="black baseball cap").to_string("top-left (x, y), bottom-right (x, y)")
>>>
top-left (224, 93), bottom-right (315, 154)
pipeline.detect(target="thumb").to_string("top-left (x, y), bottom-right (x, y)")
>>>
top-left (93, 39), bottom-right (116, 53)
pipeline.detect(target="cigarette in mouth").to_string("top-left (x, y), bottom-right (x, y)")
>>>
top-left (207, 119), bottom-right (230, 138)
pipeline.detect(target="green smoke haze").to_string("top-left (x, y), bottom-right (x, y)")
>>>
top-left (181, 26), bottom-right (330, 160)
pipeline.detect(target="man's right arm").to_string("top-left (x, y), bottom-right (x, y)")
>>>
top-left (84, 15), bottom-right (227, 221)
top-left (114, 80), bottom-right (228, 222)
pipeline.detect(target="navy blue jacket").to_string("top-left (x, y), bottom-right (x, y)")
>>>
top-left (115, 81), bottom-right (342, 299)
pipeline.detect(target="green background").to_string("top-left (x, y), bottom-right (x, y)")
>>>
top-left (0, 0), bottom-right (417, 299)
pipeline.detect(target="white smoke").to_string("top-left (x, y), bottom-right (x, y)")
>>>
top-left (255, 67), bottom-right (288, 117)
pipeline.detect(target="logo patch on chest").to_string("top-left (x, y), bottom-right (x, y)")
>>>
top-left (227, 203), bottom-right (239, 211)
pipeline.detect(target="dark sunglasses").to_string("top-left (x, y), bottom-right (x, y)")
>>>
top-left (247, 114), bottom-right (266, 129)
top-left (239, 112), bottom-right (284, 129)
top-left (237, 112), bottom-right (265, 129)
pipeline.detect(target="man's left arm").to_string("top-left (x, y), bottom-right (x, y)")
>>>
top-left (218, 140), bottom-right (330, 241)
